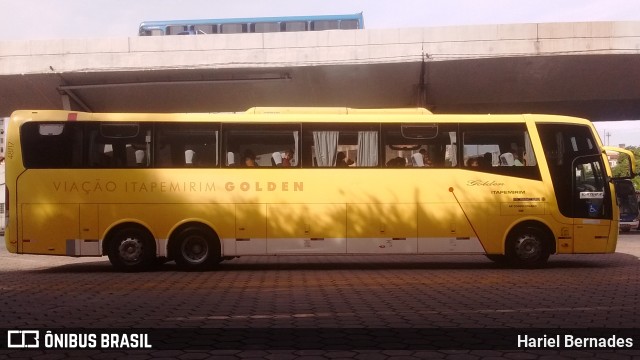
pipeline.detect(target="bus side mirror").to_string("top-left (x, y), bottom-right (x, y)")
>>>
top-left (603, 146), bottom-right (637, 180)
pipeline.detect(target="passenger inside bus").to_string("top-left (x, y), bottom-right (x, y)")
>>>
top-left (500, 152), bottom-right (515, 166)
top-left (243, 150), bottom-right (258, 167)
top-left (410, 150), bottom-right (430, 167)
top-left (282, 149), bottom-right (294, 167)
top-left (386, 157), bottom-right (407, 167)
top-left (272, 152), bottom-right (283, 167)
top-left (227, 152), bottom-right (237, 167)
top-left (336, 152), bottom-right (350, 167)
top-left (411, 152), bottom-right (424, 167)
top-left (514, 154), bottom-right (525, 166)
top-left (466, 157), bottom-right (480, 167)
top-left (421, 149), bottom-right (433, 167)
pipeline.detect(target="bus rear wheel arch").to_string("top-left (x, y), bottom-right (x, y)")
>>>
top-left (105, 224), bottom-right (157, 272)
top-left (504, 222), bottom-right (554, 268)
top-left (169, 223), bottom-right (221, 271)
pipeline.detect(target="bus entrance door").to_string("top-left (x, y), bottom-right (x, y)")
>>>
top-left (572, 155), bottom-right (611, 253)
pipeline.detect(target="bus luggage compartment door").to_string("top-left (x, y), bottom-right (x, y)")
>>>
top-left (235, 204), bottom-right (266, 255)
top-left (21, 204), bottom-right (79, 255)
top-left (573, 221), bottom-right (610, 253)
top-left (347, 204), bottom-right (417, 253)
top-left (267, 203), bottom-right (346, 254)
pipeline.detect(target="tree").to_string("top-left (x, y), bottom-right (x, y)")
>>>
top-left (612, 146), bottom-right (640, 188)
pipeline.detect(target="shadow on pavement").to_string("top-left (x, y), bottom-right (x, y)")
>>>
top-left (22, 252), bottom-right (638, 274)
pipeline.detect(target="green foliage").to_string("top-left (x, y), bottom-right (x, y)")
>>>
top-left (612, 146), bottom-right (640, 189)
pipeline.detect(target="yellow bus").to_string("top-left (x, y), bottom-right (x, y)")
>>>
top-left (5, 108), bottom-right (636, 271)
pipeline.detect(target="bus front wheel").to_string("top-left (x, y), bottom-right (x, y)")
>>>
top-left (172, 226), bottom-right (220, 271)
top-left (505, 226), bottom-right (550, 268)
top-left (107, 226), bottom-right (157, 272)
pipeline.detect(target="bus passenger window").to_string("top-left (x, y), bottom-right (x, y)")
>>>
top-left (86, 123), bottom-right (153, 168)
top-left (461, 123), bottom-right (540, 180)
top-left (223, 124), bottom-right (299, 168)
top-left (155, 123), bottom-right (219, 168)
top-left (382, 124), bottom-right (457, 168)
top-left (20, 122), bottom-right (83, 168)
top-left (302, 124), bottom-right (378, 168)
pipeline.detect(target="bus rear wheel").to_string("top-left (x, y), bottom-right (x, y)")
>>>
top-left (172, 226), bottom-right (220, 271)
top-left (505, 226), bottom-right (550, 268)
top-left (107, 226), bottom-right (156, 272)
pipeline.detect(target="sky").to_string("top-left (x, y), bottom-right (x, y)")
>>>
top-left (3, 0), bottom-right (640, 40)
top-left (1, 0), bottom-right (639, 146)
top-left (593, 121), bottom-right (640, 149)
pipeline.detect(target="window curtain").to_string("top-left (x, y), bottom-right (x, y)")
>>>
top-left (215, 131), bottom-right (219, 166)
top-left (524, 131), bottom-right (537, 166)
top-left (313, 131), bottom-right (339, 167)
top-left (357, 131), bottom-right (378, 167)
top-left (448, 132), bottom-right (457, 167)
top-left (293, 131), bottom-right (299, 166)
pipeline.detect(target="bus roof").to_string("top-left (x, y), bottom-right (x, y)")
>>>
top-left (9, 109), bottom-right (593, 127)
top-left (246, 107), bottom-right (433, 115)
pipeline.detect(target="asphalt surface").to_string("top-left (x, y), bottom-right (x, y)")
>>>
top-left (0, 233), bottom-right (639, 359)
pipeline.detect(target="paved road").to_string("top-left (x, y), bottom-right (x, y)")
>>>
top-left (0, 233), bottom-right (639, 359)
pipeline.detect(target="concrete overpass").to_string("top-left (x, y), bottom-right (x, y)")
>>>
top-left (1, 21), bottom-right (640, 121)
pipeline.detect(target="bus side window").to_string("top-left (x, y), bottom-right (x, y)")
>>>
top-left (155, 123), bottom-right (220, 168)
top-left (85, 123), bottom-right (152, 168)
top-left (382, 124), bottom-right (457, 168)
top-left (20, 122), bottom-right (82, 168)
top-left (461, 123), bottom-right (540, 180)
top-left (223, 124), bottom-right (299, 168)
top-left (302, 124), bottom-right (379, 168)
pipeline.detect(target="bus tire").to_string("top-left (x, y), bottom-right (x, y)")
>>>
top-left (505, 226), bottom-right (550, 268)
top-left (107, 226), bottom-right (157, 272)
top-left (172, 226), bottom-right (220, 271)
